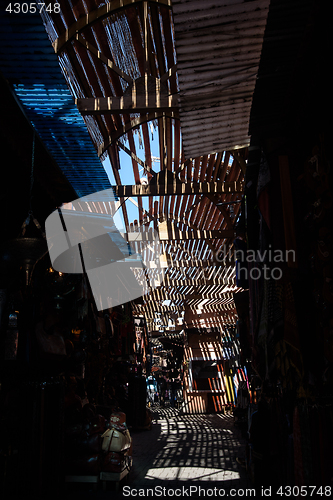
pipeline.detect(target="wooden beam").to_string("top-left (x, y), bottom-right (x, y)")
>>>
top-left (75, 35), bottom-right (133, 84)
top-left (134, 303), bottom-right (236, 313)
top-left (185, 310), bottom-right (237, 323)
top-left (159, 224), bottom-right (235, 241)
top-left (160, 257), bottom-right (235, 268)
top-left (143, 1), bottom-right (150, 75)
top-left (112, 181), bottom-right (244, 197)
top-left (159, 276), bottom-right (235, 287)
top-left (53, 0), bottom-right (172, 54)
top-left (75, 94), bottom-right (179, 115)
top-left (126, 214), bottom-right (226, 234)
top-left (116, 140), bottom-right (156, 175)
top-left (206, 193), bottom-right (233, 228)
top-left (142, 290), bottom-right (238, 301)
top-left (231, 151), bottom-right (247, 175)
top-left (123, 227), bottom-right (235, 242)
top-left (98, 112), bottom-right (179, 157)
top-left (160, 64), bottom-right (178, 83)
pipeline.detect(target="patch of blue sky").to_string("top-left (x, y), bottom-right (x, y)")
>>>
top-left (103, 126), bottom-right (161, 227)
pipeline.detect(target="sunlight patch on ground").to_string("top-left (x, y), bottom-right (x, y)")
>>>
top-left (145, 467), bottom-right (240, 481)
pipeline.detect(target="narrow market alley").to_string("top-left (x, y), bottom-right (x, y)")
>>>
top-left (0, 1), bottom-right (332, 499)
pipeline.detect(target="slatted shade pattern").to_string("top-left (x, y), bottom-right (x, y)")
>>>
top-left (1, 0), bottom-right (257, 335)
top-left (39, 0), bottom-right (247, 331)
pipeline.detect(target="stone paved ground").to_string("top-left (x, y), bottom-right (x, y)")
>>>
top-left (65, 406), bottom-right (253, 499)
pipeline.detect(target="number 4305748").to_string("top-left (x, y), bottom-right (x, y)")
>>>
top-left (6, 3), bottom-right (61, 14)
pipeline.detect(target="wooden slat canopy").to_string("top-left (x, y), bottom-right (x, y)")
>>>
top-left (112, 181), bottom-right (244, 197)
top-left (40, 0), bottom-right (249, 334)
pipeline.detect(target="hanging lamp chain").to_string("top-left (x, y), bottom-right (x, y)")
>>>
top-left (20, 129), bottom-right (45, 238)
top-left (29, 127), bottom-right (35, 215)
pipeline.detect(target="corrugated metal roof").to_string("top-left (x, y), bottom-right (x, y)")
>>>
top-left (172, 0), bottom-right (271, 159)
top-left (0, 12), bottom-right (111, 198)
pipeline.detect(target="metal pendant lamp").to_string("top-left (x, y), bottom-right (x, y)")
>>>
top-left (0, 129), bottom-right (48, 287)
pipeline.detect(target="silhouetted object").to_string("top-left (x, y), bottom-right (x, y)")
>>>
top-left (0, 236), bottom-right (47, 287)
top-left (127, 374), bottom-right (147, 428)
top-left (249, 398), bottom-right (271, 489)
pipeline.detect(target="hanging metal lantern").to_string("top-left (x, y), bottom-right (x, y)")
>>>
top-left (0, 210), bottom-right (48, 287)
top-left (0, 130), bottom-right (48, 287)
top-left (0, 234), bottom-right (48, 287)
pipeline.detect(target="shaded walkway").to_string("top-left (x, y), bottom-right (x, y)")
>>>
top-left (66, 406), bottom-right (251, 499)
top-left (128, 407), bottom-right (249, 494)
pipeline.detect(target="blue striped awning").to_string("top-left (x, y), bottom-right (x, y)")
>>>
top-left (0, 12), bottom-right (111, 198)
